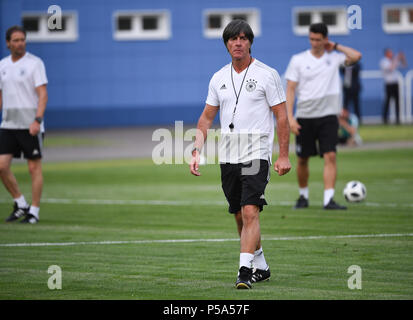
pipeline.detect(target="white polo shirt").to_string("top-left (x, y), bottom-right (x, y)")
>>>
top-left (0, 52), bottom-right (48, 131)
top-left (285, 50), bottom-right (346, 118)
top-left (206, 59), bottom-right (286, 164)
top-left (380, 57), bottom-right (399, 84)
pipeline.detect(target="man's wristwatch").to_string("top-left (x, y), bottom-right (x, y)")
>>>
top-left (334, 42), bottom-right (339, 50)
top-left (34, 117), bottom-right (43, 124)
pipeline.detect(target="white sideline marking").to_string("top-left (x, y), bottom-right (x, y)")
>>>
top-left (1, 233), bottom-right (412, 248)
top-left (1, 198), bottom-right (413, 208)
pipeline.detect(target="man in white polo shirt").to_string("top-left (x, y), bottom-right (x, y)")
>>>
top-left (380, 48), bottom-right (407, 124)
top-left (285, 22), bottom-right (361, 210)
top-left (190, 19), bottom-right (291, 289)
top-left (0, 26), bottom-right (48, 224)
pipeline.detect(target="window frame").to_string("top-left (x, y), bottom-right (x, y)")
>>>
top-left (113, 10), bottom-right (171, 41)
top-left (203, 8), bottom-right (261, 39)
top-left (292, 6), bottom-right (349, 36)
top-left (22, 11), bottom-right (78, 42)
top-left (382, 4), bottom-right (413, 33)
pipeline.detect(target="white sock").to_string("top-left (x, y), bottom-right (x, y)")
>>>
top-left (324, 189), bottom-right (335, 206)
top-left (29, 206), bottom-right (40, 220)
top-left (299, 187), bottom-right (309, 199)
top-left (253, 247), bottom-right (268, 270)
top-left (239, 253), bottom-right (254, 270)
top-left (14, 195), bottom-right (28, 209)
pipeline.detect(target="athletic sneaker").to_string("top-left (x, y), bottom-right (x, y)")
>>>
top-left (5, 203), bottom-right (29, 222)
top-left (324, 199), bottom-right (347, 210)
top-left (235, 266), bottom-right (252, 289)
top-left (251, 266), bottom-right (271, 283)
top-left (20, 213), bottom-right (39, 224)
top-left (294, 195), bottom-right (309, 209)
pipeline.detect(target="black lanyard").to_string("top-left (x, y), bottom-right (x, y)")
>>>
top-left (229, 57), bottom-right (252, 131)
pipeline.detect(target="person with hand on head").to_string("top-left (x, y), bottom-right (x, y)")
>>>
top-left (285, 22), bottom-right (361, 210)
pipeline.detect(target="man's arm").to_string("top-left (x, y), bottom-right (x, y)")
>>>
top-left (325, 41), bottom-right (362, 66)
top-left (271, 102), bottom-right (291, 176)
top-left (29, 84), bottom-right (48, 136)
top-left (286, 80), bottom-right (300, 136)
top-left (190, 104), bottom-right (219, 176)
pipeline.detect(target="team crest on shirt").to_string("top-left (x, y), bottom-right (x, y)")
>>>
top-left (20, 69), bottom-right (26, 76)
top-left (246, 79), bottom-right (257, 92)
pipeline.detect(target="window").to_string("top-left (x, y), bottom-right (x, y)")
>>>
top-left (383, 5), bottom-right (413, 33)
top-left (203, 9), bottom-right (261, 38)
top-left (113, 10), bottom-right (171, 40)
top-left (22, 17), bottom-right (40, 32)
top-left (293, 7), bottom-right (348, 36)
top-left (297, 12), bottom-right (311, 26)
top-left (117, 16), bottom-right (132, 31)
top-left (22, 12), bottom-right (78, 42)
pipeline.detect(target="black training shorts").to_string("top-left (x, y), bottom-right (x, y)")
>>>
top-left (0, 129), bottom-right (44, 159)
top-left (295, 115), bottom-right (339, 158)
top-left (220, 159), bottom-right (270, 214)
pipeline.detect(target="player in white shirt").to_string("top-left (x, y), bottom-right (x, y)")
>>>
top-left (0, 26), bottom-right (48, 224)
top-left (285, 22), bottom-right (361, 210)
top-left (379, 48), bottom-right (407, 124)
top-left (190, 20), bottom-right (291, 289)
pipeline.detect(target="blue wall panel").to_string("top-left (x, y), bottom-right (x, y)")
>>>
top-left (1, 0), bottom-right (412, 129)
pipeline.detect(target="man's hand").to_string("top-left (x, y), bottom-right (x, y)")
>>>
top-left (289, 118), bottom-right (301, 136)
top-left (274, 156), bottom-right (291, 176)
top-left (29, 121), bottom-right (40, 136)
top-left (189, 151), bottom-right (201, 176)
top-left (325, 41), bottom-right (335, 52)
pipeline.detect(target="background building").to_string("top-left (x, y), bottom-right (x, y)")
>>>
top-left (1, 0), bottom-right (412, 129)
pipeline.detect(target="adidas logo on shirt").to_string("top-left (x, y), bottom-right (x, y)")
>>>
top-left (220, 84), bottom-right (227, 90)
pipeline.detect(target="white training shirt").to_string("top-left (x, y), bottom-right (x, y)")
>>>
top-left (285, 50), bottom-right (346, 118)
top-left (0, 52), bottom-right (48, 131)
top-left (206, 59), bottom-right (286, 164)
top-left (380, 57), bottom-right (399, 84)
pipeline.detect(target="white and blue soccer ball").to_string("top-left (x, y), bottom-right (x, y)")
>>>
top-left (343, 181), bottom-right (367, 202)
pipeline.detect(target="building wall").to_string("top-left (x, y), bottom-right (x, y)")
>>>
top-left (1, 0), bottom-right (412, 129)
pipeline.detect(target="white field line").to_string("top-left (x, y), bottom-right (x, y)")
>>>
top-left (1, 233), bottom-right (413, 248)
top-left (1, 198), bottom-right (413, 208)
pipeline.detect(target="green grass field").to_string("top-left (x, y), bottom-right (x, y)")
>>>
top-left (1, 145), bottom-right (413, 300)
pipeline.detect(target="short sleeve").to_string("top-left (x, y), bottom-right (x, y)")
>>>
top-left (337, 52), bottom-right (346, 66)
top-left (205, 75), bottom-right (219, 107)
top-left (266, 69), bottom-right (286, 107)
top-left (33, 59), bottom-right (48, 87)
top-left (285, 55), bottom-right (299, 82)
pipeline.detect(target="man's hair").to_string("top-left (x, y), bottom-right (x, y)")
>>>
top-left (309, 22), bottom-right (328, 37)
top-left (6, 25), bottom-right (26, 41)
top-left (222, 19), bottom-right (254, 47)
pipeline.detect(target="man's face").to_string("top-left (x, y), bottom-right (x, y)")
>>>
top-left (226, 32), bottom-right (251, 61)
top-left (7, 31), bottom-right (26, 57)
top-left (385, 49), bottom-right (393, 59)
top-left (309, 32), bottom-right (328, 51)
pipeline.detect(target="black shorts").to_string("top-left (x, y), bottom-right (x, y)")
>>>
top-left (295, 115), bottom-right (339, 158)
top-left (220, 159), bottom-right (270, 214)
top-left (0, 129), bottom-right (44, 159)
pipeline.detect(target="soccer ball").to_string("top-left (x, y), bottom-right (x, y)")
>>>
top-left (343, 181), bottom-right (367, 202)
